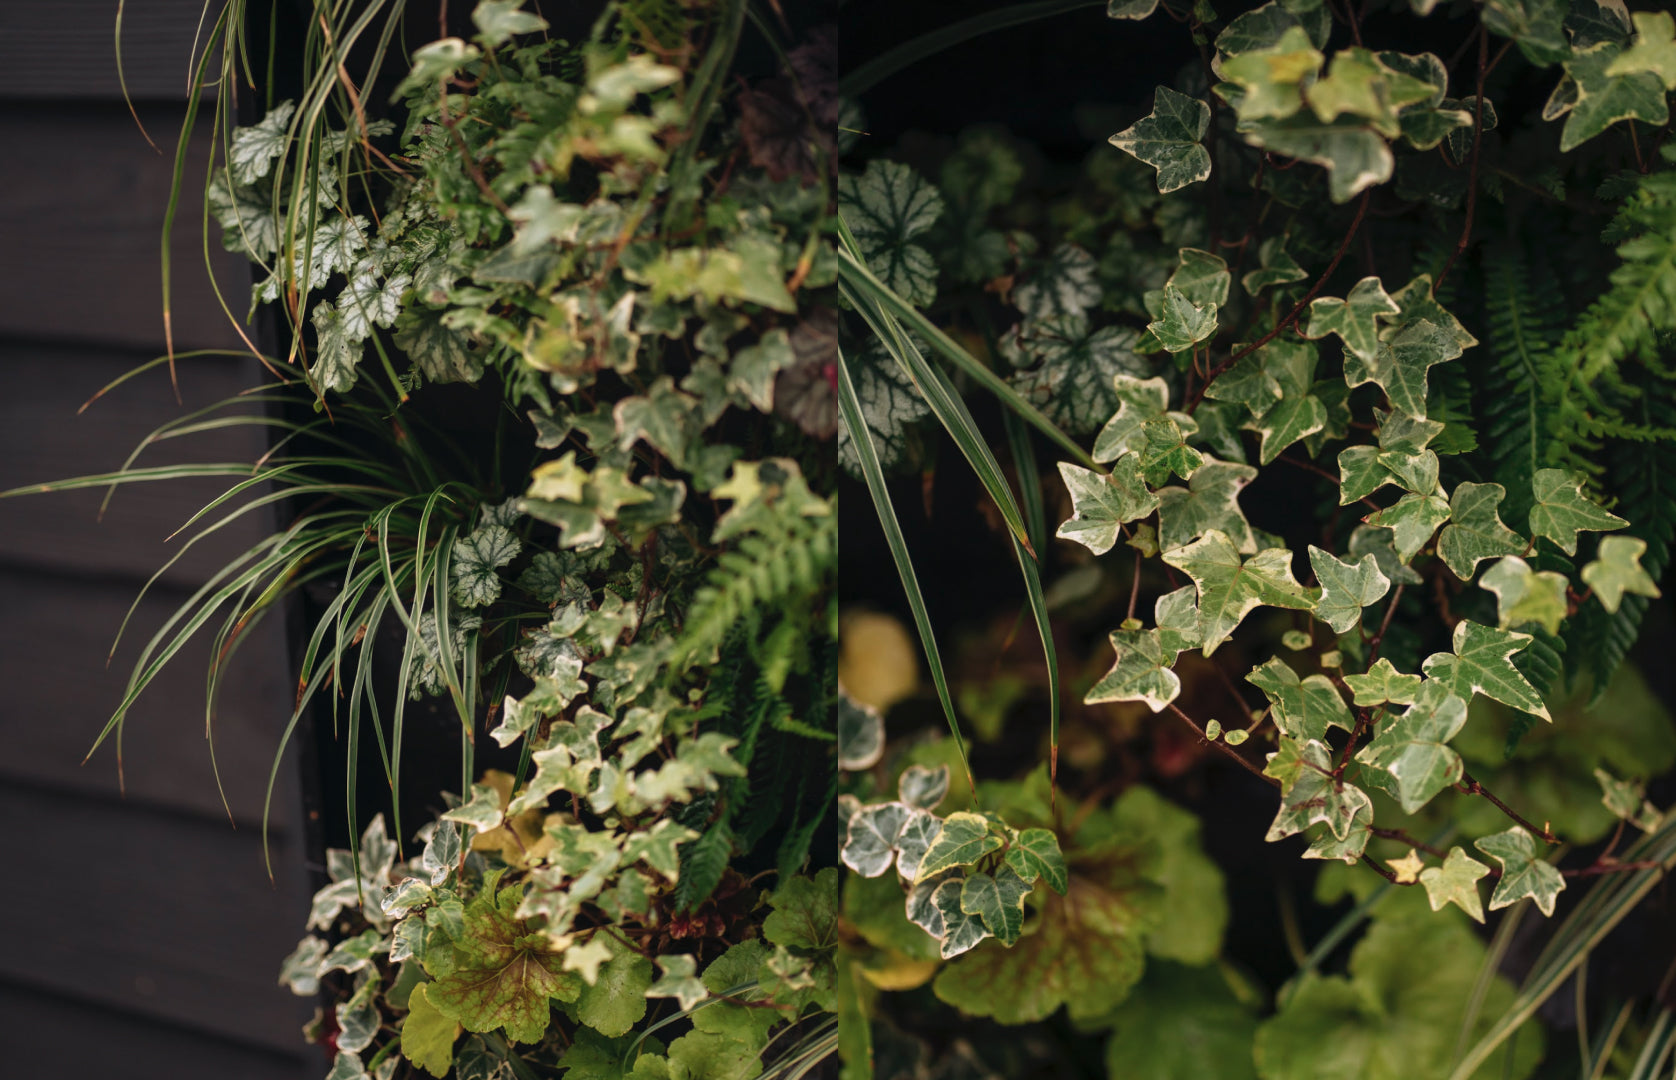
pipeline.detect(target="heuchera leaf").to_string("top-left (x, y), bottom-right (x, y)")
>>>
top-left (1109, 87), bottom-right (1213, 193)
top-left (1355, 680), bottom-right (1470, 813)
top-left (402, 983), bottom-right (461, 1078)
top-left (1436, 482), bottom-right (1525, 580)
top-left (573, 932), bottom-right (653, 1038)
top-left (839, 160), bottom-right (945, 306)
top-left (1581, 534), bottom-right (1661, 612)
top-left (1308, 545), bottom-right (1391, 633)
top-left (1421, 619), bottom-right (1551, 721)
top-left (1086, 627), bottom-right (1184, 712)
top-left (1418, 846), bottom-right (1490, 923)
top-left (1528, 468), bottom-right (1627, 554)
top-left (427, 885), bottom-right (582, 1044)
top-left (1055, 459), bottom-right (1159, 556)
top-left (1163, 530), bottom-right (1315, 653)
top-left (1475, 826), bottom-right (1566, 915)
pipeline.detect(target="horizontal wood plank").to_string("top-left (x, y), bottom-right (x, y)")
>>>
top-left (0, 569), bottom-right (302, 826)
top-left (0, 981), bottom-right (316, 1080)
top-left (0, 784), bottom-right (316, 1054)
top-left (0, 343), bottom-right (276, 586)
top-left (0, 0), bottom-right (218, 101)
top-left (0, 105), bottom-right (253, 351)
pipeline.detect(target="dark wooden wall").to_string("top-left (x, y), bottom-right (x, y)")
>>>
top-left (0, 4), bottom-right (321, 1076)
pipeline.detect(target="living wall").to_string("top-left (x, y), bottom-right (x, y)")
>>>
top-left (835, 1), bottom-right (1676, 1077)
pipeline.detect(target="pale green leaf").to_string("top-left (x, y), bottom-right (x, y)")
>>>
top-left (1162, 529), bottom-right (1314, 654)
top-left (402, 983), bottom-right (460, 1078)
top-left (1421, 619), bottom-right (1551, 721)
top-left (1480, 556), bottom-right (1570, 635)
top-left (1342, 658), bottom-right (1420, 706)
top-left (1475, 826), bottom-right (1565, 915)
top-left (1363, 490), bottom-right (1449, 563)
top-left (1086, 627), bottom-right (1183, 712)
top-left (1109, 87), bottom-right (1212, 193)
top-left (1605, 11), bottom-right (1676, 90)
top-left (1581, 534), bottom-right (1661, 612)
top-left (472, 0), bottom-right (548, 48)
top-left (1221, 26), bottom-right (1323, 121)
top-left (1528, 468), bottom-right (1626, 554)
top-left (1436, 482), bottom-right (1524, 580)
top-left (1418, 846), bottom-right (1490, 923)
top-left (1309, 545), bottom-right (1390, 633)
top-left (1148, 283), bottom-right (1218, 353)
top-left (1055, 458), bottom-right (1159, 556)
top-left (1247, 656), bottom-right (1354, 742)
top-left (1355, 680), bottom-right (1470, 813)
top-left (1156, 458), bottom-right (1259, 555)
top-left (645, 955), bottom-right (708, 1012)
top-left (1240, 114), bottom-right (1394, 203)
top-left (1306, 276), bottom-right (1399, 364)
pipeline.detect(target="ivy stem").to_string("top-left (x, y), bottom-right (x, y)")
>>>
top-left (1187, 190), bottom-right (1371, 412)
top-left (1434, 31), bottom-right (1496, 293)
top-left (1457, 771), bottom-right (1559, 843)
top-left (1168, 703), bottom-right (1276, 784)
top-left (1369, 827), bottom-right (1449, 859)
top-left (1364, 583), bottom-right (1405, 665)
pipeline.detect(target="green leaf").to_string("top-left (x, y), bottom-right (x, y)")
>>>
top-left (1480, 556), bottom-right (1570, 635)
top-left (1167, 248), bottom-right (1232, 308)
top-left (1103, 962), bottom-right (1260, 1080)
top-left (1559, 41), bottom-right (1671, 152)
top-left (960, 866), bottom-right (1033, 946)
top-left (428, 886), bottom-right (581, 1044)
top-left (450, 525), bottom-right (521, 608)
top-left (442, 782), bottom-right (506, 838)
top-left (1004, 829), bottom-right (1069, 894)
top-left (1266, 738), bottom-right (1371, 841)
top-left (839, 160), bottom-right (945, 306)
top-left (395, 38), bottom-right (483, 99)
top-left (1108, 87), bottom-right (1212, 193)
top-left (1582, 534), bottom-right (1661, 613)
top-left (1482, 0), bottom-right (1569, 66)
top-left (1355, 680), bottom-right (1470, 813)
top-left (394, 309), bottom-right (484, 385)
top-left (1475, 826), bottom-right (1566, 915)
top-left (1309, 545), bottom-right (1390, 633)
top-left (1418, 846), bottom-right (1491, 923)
top-left (1343, 658), bottom-right (1420, 706)
top-left (402, 983), bottom-right (460, 1078)
top-left (645, 955), bottom-right (707, 1012)
top-left (1221, 26), bottom-right (1323, 121)
top-left (1307, 47), bottom-right (1437, 137)
top-left (574, 933), bottom-right (653, 1038)
top-left (840, 802), bottom-right (909, 878)
top-left (1363, 490), bottom-right (1450, 563)
top-left (1528, 468), bottom-right (1627, 555)
top-left (1241, 235), bottom-right (1309, 296)
top-left (1006, 317), bottom-right (1147, 436)
top-left (1205, 339), bottom-right (1311, 419)
top-left (836, 339), bottom-right (931, 475)
top-left (311, 301), bottom-right (364, 394)
top-left (1247, 656), bottom-right (1355, 742)
top-left (1015, 243), bottom-right (1102, 321)
top-left (229, 101), bottom-right (294, 185)
top-left (1139, 416), bottom-right (1206, 485)
top-left (1436, 482), bottom-right (1525, 580)
top-left (1240, 114), bottom-right (1394, 203)
top-left (1346, 318), bottom-right (1463, 419)
top-left (1247, 392), bottom-right (1328, 466)
top-left (916, 812), bottom-right (1005, 881)
top-left (1421, 619), bottom-right (1551, 721)
top-left (1606, 11), bottom-right (1676, 90)
top-left (1306, 276), bottom-right (1399, 365)
top-left (763, 867), bottom-right (839, 953)
top-left (1147, 283), bottom-right (1218, 353)
top-left (1156, 458), bottom-right (1260, 554)
top-left (931, 876), bottom-right (992, 958)
top-left (1163, 529), bottom-right (1314, 653)
top-left (1349, 523), bottom-right (1422, 586)
top-left (1055, 459), bottom-right (1159, 556)
top-left (1335, 446), bottom-right (1394, 505)
top-left (1094, 375), bottom-right (1196, 463)
top-left (1086, 627), bottom-right (1184, 713)
top-left (472, 0), bottom-right (548, 48)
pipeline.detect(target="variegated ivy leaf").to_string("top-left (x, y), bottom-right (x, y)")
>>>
top-left (1208, 338), bottom-right (1314, 421)
top-left (381, 877), bottom-right (435, 920)
top-left (1086, 627), bottom-right (1183, 712)
top-left (727, 328), bottom-right (796, 413)
top-left (472, 0), bottom-right (548, 48)
top-left (1558, 40), bottom-right (1670, 152)
top-left (1476, 826), bottom-right (1566, 915)
top-left (1239, 113), bottom-right (1394, 203)
top-left (1606, 11), bottom-right (1676, 90)
top-left (394, 308), bottom-right (484, 385)
top-left (1419, 846), bottom-right (1491, 923)
top-left (1220, 26), bottom-right (1323, 122)
top-left (1355, 680), bottom-right (1470, 813)
top-left (1139, 416), bottom-right (1206, 485)
top-left (1479, 0), bottom-right (1570, 66)
top-left (915, 812), bottom-right (1005, 882)
top-left (1352, 318), bottom-right (1465, 419)
top-left (1215, 2), bottom-right (1329, 60)
top-left (1093, 374), bottom-right (1196, 463)
top-left (1155, 584), bottom-right (1203, 655)
top-left (1163, 529), bottom-right (1314, 653)
top-left (443, 782), bottom-right (506, 838)
top-left (614, 376), bottom-right (700, 470)
top-left (906, 870), bottom-right (955, 939)
top-left (1156, 457), bottom-right (1259, 555)
top-left (229, 100), bottom-right (295, 185)
top-left (1147, 283), bottom-right (1218, 353)
top-left (932, 877), bottom-right (992, 958)
top-left (841, 802), bottom-right (910, 878)
top-left (1441, 96), bottom-right (1497, 161)
top-left (1108, 86), bottom-right (1212, 194)
top-left (279, 935), bottom-right (329, 995)
top-left (422, 821), bottom-right (463, 886)
top-left (1247, 389), bottom-right (1327, 466)
top-left (310, 301), bottom-right (363, 393)
top-left (1309, 545), bottom-right (1390, 633)
top-left (1343, 658), bottom-right (1421, 706)
top-left (1004, 829), bottom-right (1069, 894)
top-left (1402, 96), bottom-right (1474, 151)
top-left (899, 764), bottom-right (950, 810)
top-left (1242, 235), bottom-right (1310, 296)
top-left (645, 955), bottom-right (708, 1012)
top-left (837, 339), bottom-right (931, 476)
top-left (1479, 556), bottom-right (1570, 635)
top-left (1364, 490), bottom-right (1450, 563)
top-left (1436, 482), bottom-right (1525, 580)
top-left (1304, 797), bottom-right (1373, 863)
top-left (451, 524), bottom-right (521, 608)
top-left (710, 457), bottom-right (830, 542)
top-left (1421, 619), bottom-right (1551, 721)
top-left (1528, 468), bottom-right (1627, 554)
top-left (1166, 248), bottom-right (1231, 308)
top-left (1006, 318), bottom-right (1148, 436)
top-left (960, 866), bottom-right (1033, 947)
top-left (1246, 656), bottom-right (1354, 742)
top-left (1582, 535), bottom-right (1662, 612)
top-left (1015, 243), bottom-right (1101, 321)
top-left (561, 936), bottom-right (615, 986)
top-left (838, 693), bottom-right (885, 771)
top-left (1265, 738), bottom-right (1372, 841)
top-left (894, 808), bottom-right (941, 880)
top-left (1306, 276), bottom-right (1399, 364)
top-left (1349, 522), bottom-right (1422, 586)
top-left (321, 929), bottom-right (385, 977)
top-left (1056, 459), bottom-right (1159, 556)
top-left (1107, 0), bottom-right (1160, 19)
top-left (1307, 47), bottom-right (1437, 138)
top-left (839, 159), bottom-right (944, 306)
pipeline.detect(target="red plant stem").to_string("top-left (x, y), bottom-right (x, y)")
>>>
top-left (1187, 190), bottom-right (1371, 412)
top-left (1361, 854), bottom-right (1407, 884)
top-left (1369, 827), bottom-right (1449, 859)
top-left (1364, 584), bottom-right (1405, 665)
top-left (1458, 771), bottom-right (1559, 843)
top-left (1168, 703), bottom-right (1276, 784)
top-left (1434, 31), bottom-right (1490, 293)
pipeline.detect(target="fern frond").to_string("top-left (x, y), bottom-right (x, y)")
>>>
top-left (1480, 237), bottom-right (1567, 522)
